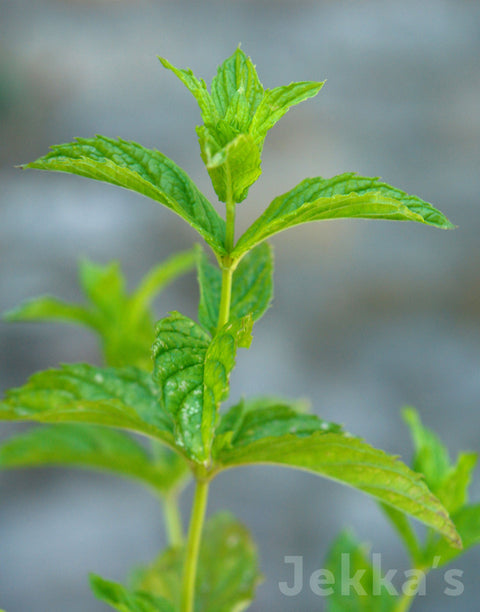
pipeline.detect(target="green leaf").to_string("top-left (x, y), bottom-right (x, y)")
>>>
top-left (160, 51), bottom-right (324, 204)
top-left (234, 173), bottom-right (454, 258)
top-left (198, 129), bottom-right (262, 203)
top-left (0, 364), bottom-right (176, 448)
top-left (23, 136), bottom-right (226, 254)
top-left (3, 296), bottom-right (99, 329)
top-left (427, 503), bottom-right (480, 567)
top-left (132, 512), bottom-right (261, 612)
top-left (382, 409), bottom-right (478, 568)
top-left (90, 574), bottom-right (174, 612)
top-left (249, 80), bottom-right (325, 146)
top-left (403, 407), bottom-right (477, 515)
top-left (79, 259), bottom-right (126, 315)
top-left (128, 248), bottom-right (197, 323)
top-left (216, 432), bottom-right (461, 546)
top-left (152, 313), bottom-right (252, 461)
top-left (0, 424), bottom-right (188, 495)
top-left (196, 249), bottom-right (222, 334)
top-left (402, 407), bottom-right (451, 494)
top-left (324, 531), bottom-right (397, 611)
top-left (197, 242), bottom-right (273, 334)
top-left (158, 56), bottom-right (218, 126)
top-left (379, 503), bottom-right (423, 564)
top-left (214, 396), bottom-right (342, 454)
top-left (5, 250), bottom-right (196, 371)
top-left (229, 242), bottom-right (273, 324)
top-left (439, 452), bottom-right (477, 515)
top-left (210, 47), bottom-right (264, 130)
top-left (152, 313), bottom-right (210, 460)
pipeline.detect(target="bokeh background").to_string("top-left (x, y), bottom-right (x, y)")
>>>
top-left (1, 1), bottom-right (479, 610)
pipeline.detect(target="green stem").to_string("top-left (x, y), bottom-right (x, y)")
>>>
top-left (393, 589), bottom-right (417, 612)
top-left (217, 265), bottom-right (233, 329)
top-left (225, 199), bottom-right (235, 253)
top-left (180, 477), bottom-right (210, 612)
top-left (163, 492), bottom-right (184, 547)
top-left (217, 184), bottom-right (236, 330)
top-left (180, 170), bottom-right (235, 610)
top-left (392, 567), bottom-right (429, 612)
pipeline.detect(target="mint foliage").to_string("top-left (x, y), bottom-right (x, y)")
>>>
top-left (152, 312), bottom-right (252, 461)
top-left (325, 531), bottom-right (397, 612)
top-left (249, 81), bottom-right (324, 146)
top-left (23, 136), bottom-right (226, 254)
top-left (214, 396), bottom-right (342, 453)
top-left (5, 250), bottom-right (196, 370)
top-left (197, 129), bottom-right (262, 204)
top-left (197, 242), bottom-right (273, 334)
top-left (0, 364), bottom-right (175, 447)
top-left (131, 512), bottom-right (261, 611)
top-left (233, 173), bottom-right (454, 258)
top-left (216, 431), bottom-right (461, 546)
top-left (161, 47), bottom-right (324, 204)
top-left (2, 47), bottom-right (468, 611)
top-left (381, 408), bottom-right (480, 569)
top-left (90, 574), bottom-right (174, 612)
top-left (210, 49), bottom-right (264, 126)
top-left (0, 424), bottom-right (188, 495)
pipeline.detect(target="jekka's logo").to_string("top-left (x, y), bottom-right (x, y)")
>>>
top-left (279, 555), bottom-right (464, 598)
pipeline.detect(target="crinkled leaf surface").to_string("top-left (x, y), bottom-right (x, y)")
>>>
top-left (23, 136), bottom-right (226, 254)
top-left (216, 432), bottom-right (460, 545)
top-left (0, 424), bottom-right (188, 494)
top-left (234, 173), bottom-right (454, 258)
top-left (198, 129), bottom-right (261, 203)
top-left (197, 242), bottom-right (273, 334)
top-left (90, 574), bottom-right (174, 612)
top-left (214, 396), bottom-right (341, 454)
top-left (325, 531), bottom-right (397, 612)
top-left (132, 512), bottom-right (261, 612)
top-left (211, 47), bottom-right (264, 128)
top-left (160, 49), bottom-right (324, 204)
top-left (0, 364), bottom-right (175, 447)
top-left (152, 313), bottom-right (252, 461)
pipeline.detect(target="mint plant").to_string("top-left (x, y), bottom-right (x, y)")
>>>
top-left (2, 47), bottom-right (478, 611)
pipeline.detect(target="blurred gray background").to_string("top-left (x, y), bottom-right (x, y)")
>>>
top-left (1, 0), bottom-right (479, 610)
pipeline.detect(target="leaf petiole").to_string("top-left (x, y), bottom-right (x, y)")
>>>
top-left (163, 492), bottom-right (184, 548)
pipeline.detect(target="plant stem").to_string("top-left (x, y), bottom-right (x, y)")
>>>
top-left (392, 566), bottom-right (430, 612)
top-left (163, 492), bottom-right (184, 547)
top-left (217, 181), bottom-right (236, 330)
top-left (225, 198), bottom-right (236, 253)
top-left (393, 589), bottom-right (417, 612)
top-left (181, 177), bottom-right (235, 610)
top-left (217, 265), bottom-right (233, 329)
top-left (180, 477), bottom-right (210, 612)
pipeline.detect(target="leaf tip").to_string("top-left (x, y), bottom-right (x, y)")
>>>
top-left (157, 55), bottom-right (170, 69)
top-left (442, 219), bottom-right (457, 230)
top-left (2, 307), bottom-right (19, 322)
